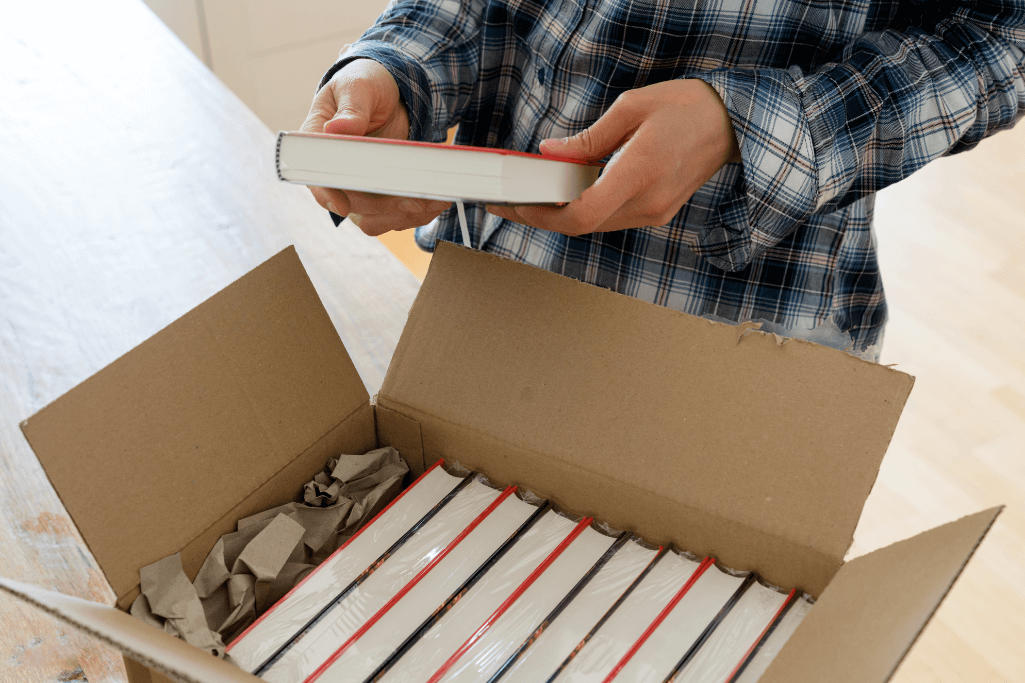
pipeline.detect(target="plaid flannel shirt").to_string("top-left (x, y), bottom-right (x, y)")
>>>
top-left (324, 0), bottom-right (1025, 355)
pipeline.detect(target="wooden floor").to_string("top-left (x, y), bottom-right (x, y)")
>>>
top-left (857, 122), bottom-right (1025, 682)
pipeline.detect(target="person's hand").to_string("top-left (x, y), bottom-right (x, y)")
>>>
top-left (486, 79), bottom-right (740, 236)
top-left (301, 58), bottom-right (452, 235)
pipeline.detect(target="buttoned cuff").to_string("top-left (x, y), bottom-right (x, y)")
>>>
top-left (319, 41), bottom-right (436, 142)
top-left (693, 69), bottom-right (819, 272)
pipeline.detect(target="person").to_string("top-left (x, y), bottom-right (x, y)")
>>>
top-left (301, 0), bottom-right (1025, 358)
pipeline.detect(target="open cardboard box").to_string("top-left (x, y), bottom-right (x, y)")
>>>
top-left (1, 243), bottom-right (1002, 683)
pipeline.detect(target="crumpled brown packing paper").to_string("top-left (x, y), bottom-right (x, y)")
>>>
top-left (130, 447), bottom-right (408, 654)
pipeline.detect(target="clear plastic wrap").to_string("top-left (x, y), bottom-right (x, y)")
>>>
top-left (498, 535), bottom-right (659, 683)
top-left (553, 549), bottom-right (706, 683)
top-left (261, 477), bottom-right (507, 683)
top-left (433, 523), bottom-right (621, 683)
top-left (227, 462), bottom-right (466, 673)
top-left (300, 488), bottom-right (548, 683)
top-left (612, 564), bottom-right (751, 683)
top-left (731, 594), bottom-right (812, 683)
top-left (373, 509), bottom-right (584, 683)
top-left (671, 580), bottom-right (790, 683)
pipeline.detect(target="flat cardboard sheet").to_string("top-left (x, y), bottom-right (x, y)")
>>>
top-left (758, 507), bottom-right (1002, 683)
top-left (19, 247), bottom-right (369, 605)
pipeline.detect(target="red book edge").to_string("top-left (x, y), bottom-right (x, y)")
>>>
top-left (424, 516), bottom-right (595, 683)
top-left (283, 132), bottom-right (606, 168)
top-left (303, 486), bottom-right (519, 683)
top-left (227, 459), bottom-right (448, 650)
top-left (722, 589), bottom-right (799, 683)
top-left (601, 556), bottom-right (717, 683)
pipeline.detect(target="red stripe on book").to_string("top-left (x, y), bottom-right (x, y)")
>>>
top-left (424, 516), bottom-right (594, 683)
top-left (287, 132), bottom-right (605, 167)
top-left (303, 486), bottom-right (519, 683)
top-left (601, 556), bottom-right (716, 683)
top-left (723, 589), bottom-right (798, 683)
top-left (227, 459), bottom-right (447, 650)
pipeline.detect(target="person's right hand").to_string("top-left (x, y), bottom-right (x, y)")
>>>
top-left (301, 58), bottom-right (452, 235)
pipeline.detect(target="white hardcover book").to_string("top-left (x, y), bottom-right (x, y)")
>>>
top-left (305, 492), bottom-right (544, 683)
top-left (226, 462), bottom-right (464, 673)
top-left (555, 551), bottom-right (710, 683)
top-left (262, 478), bottom-right (505, 683)
top-left (613, 566), bottom-right (748, 683)
top-left (377, 510), bottom-right (582, 683)
top-left (500, 539), bottom-right (659, 683)
top-left (436, 525), bottom-right (620, 683)
top-left (732, 596), bottom-right (812, 683)
top-left (276, 133), bottom-right (602, 205)
top-left (674, 581), bottom-right (790, 683)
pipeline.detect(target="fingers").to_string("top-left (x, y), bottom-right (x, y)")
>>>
top-left (538, 90), bottom-right (642, 162)
top-left (346, 207), bottom-right (450, 236)
top-left (309, 186), bottom-right (351, 216)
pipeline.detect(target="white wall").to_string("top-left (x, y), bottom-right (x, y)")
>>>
top-left (142, 0), bottom-right (390, 133)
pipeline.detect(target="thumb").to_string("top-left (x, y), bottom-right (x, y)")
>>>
top-left (323, 103), bottom-right (371, 136)
top-left (539, 106), bottom-right (636, 161)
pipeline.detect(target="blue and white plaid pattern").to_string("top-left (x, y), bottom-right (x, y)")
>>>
top-left (324, 0), bottom-right (1025, 354)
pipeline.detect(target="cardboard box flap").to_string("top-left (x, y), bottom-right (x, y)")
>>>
top-left (20, 247), bottom-right (367, 602)
top-left (0, 578), bottom-right (260, 683)
top-left (759, 506), bottom-right (1002, 683)
top-left (380, 243), bottom-right (914, 566)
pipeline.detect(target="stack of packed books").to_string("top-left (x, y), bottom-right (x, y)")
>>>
top-left (227, 461), bottom-right (811, 683)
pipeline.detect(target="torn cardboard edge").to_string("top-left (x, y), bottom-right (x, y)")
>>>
top-left (380, 242), bottom-right (915, 569)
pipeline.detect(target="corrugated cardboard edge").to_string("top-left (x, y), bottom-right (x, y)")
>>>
top-left (0, 578), bottom-right (261, 683)
top-left (759, 506), bottom-right (1003, 683)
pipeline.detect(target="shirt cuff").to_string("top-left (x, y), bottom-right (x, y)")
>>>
top-left (319, 41), bottom-right (436, 142)
top-left (692, 68), bottom-right (819, 272)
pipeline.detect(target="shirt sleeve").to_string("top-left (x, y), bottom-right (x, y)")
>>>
top-left (693, 0), bottom-right (1025, 272)
top-left (318, 0), bottom-right (488, 144)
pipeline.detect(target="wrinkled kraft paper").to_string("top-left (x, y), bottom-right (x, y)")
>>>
top-left (130, 447), bottom-right (408, 652)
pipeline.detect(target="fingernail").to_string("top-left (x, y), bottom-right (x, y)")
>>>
top-left (541, 137), bottom-right (569, 150)
top-left (429, 201), bottom-right (451, 212)
top-left (398, 198), bottom-right (423, 212)
top-left (327, 203), bottom-right (340, 215)
top-left (348, 213), bottom-right (363, 226)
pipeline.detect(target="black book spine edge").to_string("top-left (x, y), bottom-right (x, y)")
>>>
top-left (362, 499), bottom-right (553, 683)
top-left (661, 572), bottom-right (758, 683)
top-left (275, 131), bottom-right (286, 181)
top-left (252, 473), bottom-right (476, 676)
top-left (724, 590), bottom-right (798, 683)
top-left (486, 531), bottom-right (631, 683)
top-left (542, 545), bottom-right (669, 683)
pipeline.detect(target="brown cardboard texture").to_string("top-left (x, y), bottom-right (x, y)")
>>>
top-left (7, 243), bottom-right (1002, 683)
top-left (380, 242), bottom-right (914, 595)
top-left (19, 247), bottom-right (376, 610)
top-left (0, 577), bottom-right (260, 683)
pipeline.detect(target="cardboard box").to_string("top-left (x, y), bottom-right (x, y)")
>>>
top-left (0, 243), bottom-right (1001, 683)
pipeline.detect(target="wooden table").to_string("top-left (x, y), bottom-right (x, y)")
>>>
top-left (4, 1), bottom-right (1025, 682)
top-left (0, 1), bottom-right (420, 681)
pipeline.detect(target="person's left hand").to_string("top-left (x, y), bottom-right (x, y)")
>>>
top-left (486, 79), bottom-right (740, 235)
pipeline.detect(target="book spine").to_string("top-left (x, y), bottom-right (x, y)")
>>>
top-left (660, 573), bottom-right (757, 683)
top-left (252, 472), bottom-right (475, 676)
top-left (275, 131), bottom-right (287, 181)
top-left (602, 557), bottom-right (717, 683)
top-left (723, 589), bottom-right (798, 683)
